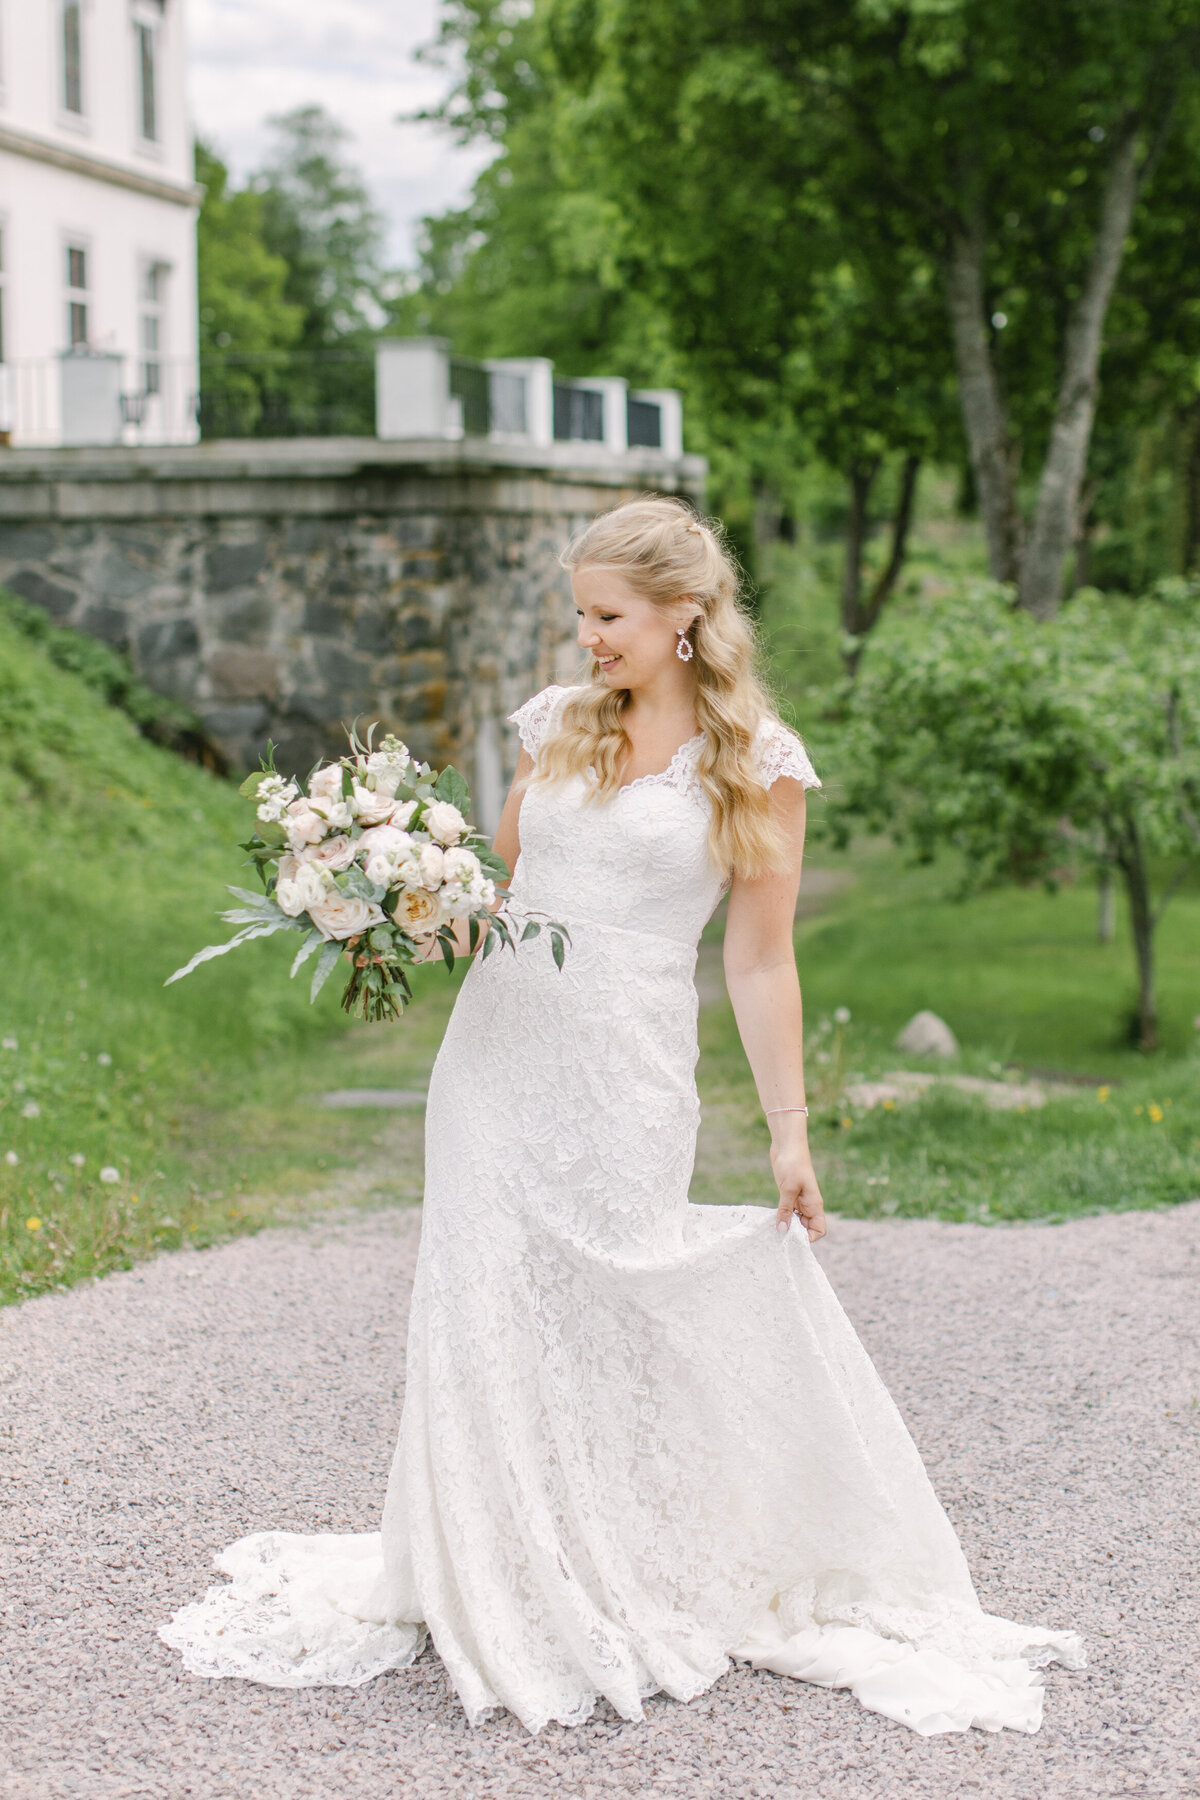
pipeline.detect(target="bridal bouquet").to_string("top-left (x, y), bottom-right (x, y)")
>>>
top-left (167, 724), bottom-right (570, 1022)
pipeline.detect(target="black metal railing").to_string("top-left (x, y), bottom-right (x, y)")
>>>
top-left (196, 350), bottom-right (376, 439)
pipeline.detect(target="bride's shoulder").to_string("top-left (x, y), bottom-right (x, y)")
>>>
top-left (750, 714), bottom-right (822, 791)
top-left (506, 683), bottom-right (586, 756)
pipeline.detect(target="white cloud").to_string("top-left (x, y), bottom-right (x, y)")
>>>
top-left (187, 0), bottom-right (496, 264)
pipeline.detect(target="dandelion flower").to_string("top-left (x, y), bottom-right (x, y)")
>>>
top-left (99, 1166), bottom-right (121, 1184)
top-left (1149, 1104), bottom-right (1164, 1124)
top-left (68, 1153), bottom-right (85, 1168)
top-left (26, 1218), bottom-right (41, 1232)
top-left (834, 1007), bottom-right (851, 1025)
top-left (1097, 1086), bottom-right (1110, 1103)
top-left (840, 1117), bottom-right (853, 1129)
top-left (4, 1150), bottom-right (19, 1166)
top-left (97, 1053), bottom-right (113, 1067)
top-left (2, 1036), bottom-right (16, 1051)
top-left (20, 1101), bottom-right (40, 1120)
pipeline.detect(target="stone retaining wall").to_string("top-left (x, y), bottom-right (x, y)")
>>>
top-left (0, 437), bottom-right (706, 832)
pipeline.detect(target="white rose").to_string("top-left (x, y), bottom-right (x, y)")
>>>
top-left (425, 801), bottom-right (468, 846)
top-left (391, 887), bottom-right (438, 931)
top-left (442, 846), bottom-right (482, 884)
top-left (276, 861), bottom-right (332, 918)
top-left (307, 834), bottom-right (358, 871)
top-left (305, 889), bottom-right (386, 943)
top-left (357, 824), bottom-right (414, 860)
top-left (350, 781), bottom-right (398, 826)
top-left (363, 852), bottom-right (399, 889)
top-left (308, 763), bottom-right (346, 801)
top-left (284, 799), bottom-right (328, 847)
top-left (312, 797), bottom-right (353, 832)
top-left (389, 799), bottom-right (419, 829)
top-left (416, 843), bottom-right (445, 888)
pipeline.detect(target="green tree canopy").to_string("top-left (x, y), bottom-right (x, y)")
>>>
top-left (830, 580), bottom-right (1200, 1050)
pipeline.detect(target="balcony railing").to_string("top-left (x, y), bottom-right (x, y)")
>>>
top-left (0, 339), bottom-right (685, 459)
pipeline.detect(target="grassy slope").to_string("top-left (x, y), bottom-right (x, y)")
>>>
top-left (0, 618), bottom-right (455, 1304)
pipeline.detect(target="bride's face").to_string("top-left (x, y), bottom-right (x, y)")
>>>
top-left (572, 566), bottom-right (692, 688)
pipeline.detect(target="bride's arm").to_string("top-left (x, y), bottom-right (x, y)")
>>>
top-left (410, 745), bottom-right (534, 963)
top-left (721, 776), bottom-right (827, 1242)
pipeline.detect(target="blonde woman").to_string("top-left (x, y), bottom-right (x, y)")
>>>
top-left (161, 497), bottom-right (1083, 1736)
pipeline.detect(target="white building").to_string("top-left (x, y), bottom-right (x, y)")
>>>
top-left (0, 0), bottom-right (200, 446)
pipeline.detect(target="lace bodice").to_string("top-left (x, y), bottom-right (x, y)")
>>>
top-left (504, 684), bottom-right (821, 948)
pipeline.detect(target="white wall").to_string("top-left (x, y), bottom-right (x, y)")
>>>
top-left (0, 0), bottom-right (199, 444)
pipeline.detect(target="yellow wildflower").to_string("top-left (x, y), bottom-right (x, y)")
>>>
top-left (25, 1217), bottom-right (41, 1232)
top-left (1097, 1087), bottom-right (1110, 1103)
top-left (1149, 1104), bottom-right (1164, 1124)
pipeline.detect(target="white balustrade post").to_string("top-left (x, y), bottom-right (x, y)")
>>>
top-left (375, 338), bottom-right (458, 440)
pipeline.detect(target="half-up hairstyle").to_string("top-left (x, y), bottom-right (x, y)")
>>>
top-left (524, 494), bottom-right (808, 884)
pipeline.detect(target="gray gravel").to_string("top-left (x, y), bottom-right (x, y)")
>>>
top-left (2, 1197), bottom-right (1198, 1800)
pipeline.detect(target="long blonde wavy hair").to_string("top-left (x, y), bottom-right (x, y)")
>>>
top-left (522, 494), bottom-right (806, 884)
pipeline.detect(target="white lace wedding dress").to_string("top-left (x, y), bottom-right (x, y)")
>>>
top-left (159, 682), bottom-right (1085, 1736)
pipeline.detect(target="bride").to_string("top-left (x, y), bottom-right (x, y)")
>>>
top-left (159, 495), bottom-right (1084, 1737)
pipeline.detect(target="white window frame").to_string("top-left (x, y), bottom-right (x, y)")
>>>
top-left (64, 239), bottom-right (90, 351)
top-left (59, 0), bottom-right (86, 123)
top-left (131, 1), bottom-right (165, 150)
top-left (139, 258), bottom-right (170, 394)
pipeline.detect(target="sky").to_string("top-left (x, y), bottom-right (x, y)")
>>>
top-left (187, 0), bottom-right (498, 267)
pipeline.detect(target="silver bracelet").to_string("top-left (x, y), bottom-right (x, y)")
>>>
top-left (765, 1104), bottom-right (808, 1116)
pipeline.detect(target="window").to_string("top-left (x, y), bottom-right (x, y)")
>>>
top-left (140, 261), bottom-right (168, 393)
top-left (66, 244), bottom-right (88, 349)
top-left (135, 20), bottom-right (157, 142)
top-left (62, 0), bottom-right (83, 115)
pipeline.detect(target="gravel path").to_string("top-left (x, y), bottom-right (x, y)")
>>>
top-left (2, 1198), bottom-right (1197, 1800)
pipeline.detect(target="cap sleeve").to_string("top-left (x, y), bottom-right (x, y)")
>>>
top-left (506, 684), bottom-right (577, 759)
top-left (754, 715), bottom-right (821, 791)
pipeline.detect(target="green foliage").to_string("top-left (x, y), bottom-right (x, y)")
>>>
top-left (0, 585), bottom-right (212, 763)
top-left (196, 112), bottom-right (391, 436)
top-left (417, 0), bottom-right (1200, 605)
top-left (827, 578), bottom-right (1200, 1043)
top-left (0, 615), bottom-right (368, 1301)
top-left (255, 104), bottom-right (390, 350)
top-left (195, 141), bottom-right (304, 360)
top-left (832, 580), bottom-right (1200, 879)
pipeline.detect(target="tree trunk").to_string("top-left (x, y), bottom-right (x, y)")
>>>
top-left (1182, 399), bottom-right (1200, 575)
top-left (944, 217), bottom-right (1022, 584)
top-left (840, 459), bottom-right (879, 671)
top-left (1018, 131), bottom-right (1142, 619)
top-left (1115, 818), bottom-right (1159, 1052)
top-left (843, 453), bottom-right (921, 676)
top-left (1096, 863), bottom-right (1115, 944)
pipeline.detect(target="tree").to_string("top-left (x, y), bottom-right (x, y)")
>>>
top-left (829, 581), bottom-right (1200, 1051)
top-left (195, 142), bottom-right (303, 354)
top-left (416, 1), bottom-right (958, 650)
top-left (253, 105), bottom-right (391, 351)
top-left (429, 0), bottom-right (1200, 619)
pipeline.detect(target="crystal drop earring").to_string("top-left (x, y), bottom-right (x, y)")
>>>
top-left (676, 628), bottom-right (694, 662)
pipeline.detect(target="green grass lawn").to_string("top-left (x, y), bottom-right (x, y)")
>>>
top-left (694, 840), bottom-right (1200, 1224)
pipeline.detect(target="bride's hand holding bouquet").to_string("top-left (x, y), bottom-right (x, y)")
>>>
top-left (167, 723), bottom-right (570, 1022)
